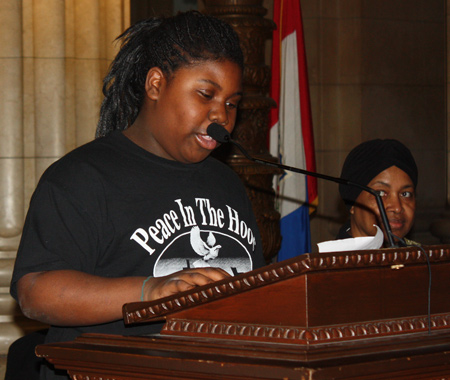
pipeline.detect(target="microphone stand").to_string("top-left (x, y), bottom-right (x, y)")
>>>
top-left (208, 123), bottom-right (432, 331)
top-left (218, 132), bottom-right (397, 248)
top-left (233, 140), bottom-right (434, 329)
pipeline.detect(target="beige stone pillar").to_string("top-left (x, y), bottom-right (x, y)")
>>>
top-left (0, 0), bottom-right (26, 357)
top-left (101, 0), bottom-right (130, 70)
top-left (74, 0), bottom-right (102, 145)
top-left (0, 1), bottom-right (130, 375)
top-left (0, 0), bottom-right (24, 244)
top-left (33, 0), bottom-right (67, 177)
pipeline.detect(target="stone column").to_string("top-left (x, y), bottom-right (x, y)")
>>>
top-left (0, 0), bottom-right (28, 357)
top-left (0, 1), bottom-right (129, 375)
top-left (74, 0), bottom-right (103, 145)
top-left (65, 0), bottom-right (127, 150)
top-left (101, 0), bottom-right (130, 68)
top-left (33, 0), bottom-right (67, 177)
top-left (0, 0), bottom-right (24, 244)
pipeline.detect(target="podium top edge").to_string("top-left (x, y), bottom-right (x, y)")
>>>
top-left (122, 244), bottom-right (450, 325)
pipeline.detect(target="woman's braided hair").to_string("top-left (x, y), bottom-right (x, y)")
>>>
top-left (96, 10), bottom-right (244, 138)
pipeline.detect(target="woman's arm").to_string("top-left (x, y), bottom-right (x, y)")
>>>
top-left (17, 268), bottom-right (229, 326)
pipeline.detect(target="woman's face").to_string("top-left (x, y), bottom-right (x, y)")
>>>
top-left (350, 165), bottom-right (416, 243)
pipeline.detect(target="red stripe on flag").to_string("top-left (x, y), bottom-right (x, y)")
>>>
top-left (269, 0), bottom-right (317, 206)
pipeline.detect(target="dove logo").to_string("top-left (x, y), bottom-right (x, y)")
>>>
top-left (152, 225), bottom-right (254, 276)
top-left (190, 226), bottom-right (221, 264)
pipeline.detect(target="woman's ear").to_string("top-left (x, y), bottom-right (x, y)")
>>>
top-left (145, 67), bottom-right (165, 100)
top-left (349, 205), bottom-right (355, 215)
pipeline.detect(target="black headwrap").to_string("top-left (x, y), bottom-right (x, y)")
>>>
top-left (339, 139), bottom-right (418, 209)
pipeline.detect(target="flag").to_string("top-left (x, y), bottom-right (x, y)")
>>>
top-left (269, 0), bottom-right (318, 261)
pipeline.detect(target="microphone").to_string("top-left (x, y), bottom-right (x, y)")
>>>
top-left (207, 122), bottom-right (397, 248)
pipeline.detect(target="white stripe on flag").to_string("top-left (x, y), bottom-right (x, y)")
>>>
top-left (271, 30), bottom-right (307, 218)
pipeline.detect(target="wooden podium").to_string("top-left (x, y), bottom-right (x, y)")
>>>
top-left (36, 245), bottom-right (450, 379)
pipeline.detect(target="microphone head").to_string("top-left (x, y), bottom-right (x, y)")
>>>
top-left (207, 123), bottom-right (230, 144)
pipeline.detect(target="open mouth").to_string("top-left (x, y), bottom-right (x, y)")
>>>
top-left (196, 133), bottom-right (218, 150)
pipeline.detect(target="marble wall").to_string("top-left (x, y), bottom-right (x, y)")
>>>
top-left (430, 0), bottom-right (450, 242)
top-left (0, 0), bottom-right (129, 374)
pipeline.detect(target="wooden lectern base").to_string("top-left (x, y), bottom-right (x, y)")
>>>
top-left (38, 330), bottom-right (450, 379)
top-left (36, 246), bottom-right (450, 379)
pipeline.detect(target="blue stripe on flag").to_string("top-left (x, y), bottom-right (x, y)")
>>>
top-left (277, 204), bottom-right (311, 262)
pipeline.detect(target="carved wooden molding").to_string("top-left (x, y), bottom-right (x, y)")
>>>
top-left (72, 375), bottom-right (113, 380)
top-left (123, 245), bottom-right (450, 325)
top-left (307, 245), bottom-right (450, 269)
top-left (163, 313), bottom-right (450, 344)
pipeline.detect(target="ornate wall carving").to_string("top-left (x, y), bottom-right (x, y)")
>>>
top-left (203, 0), bottom-right (281, 263)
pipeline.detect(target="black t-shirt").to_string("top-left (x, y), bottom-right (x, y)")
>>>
top-left (11, 132), bottom-right (265, 380)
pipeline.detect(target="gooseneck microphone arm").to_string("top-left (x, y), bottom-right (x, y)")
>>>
top-left (207, 123), bottom-right (397, 248)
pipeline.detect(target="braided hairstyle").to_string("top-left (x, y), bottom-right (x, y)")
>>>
top-left (96, 11), bottom-right (244, 138)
